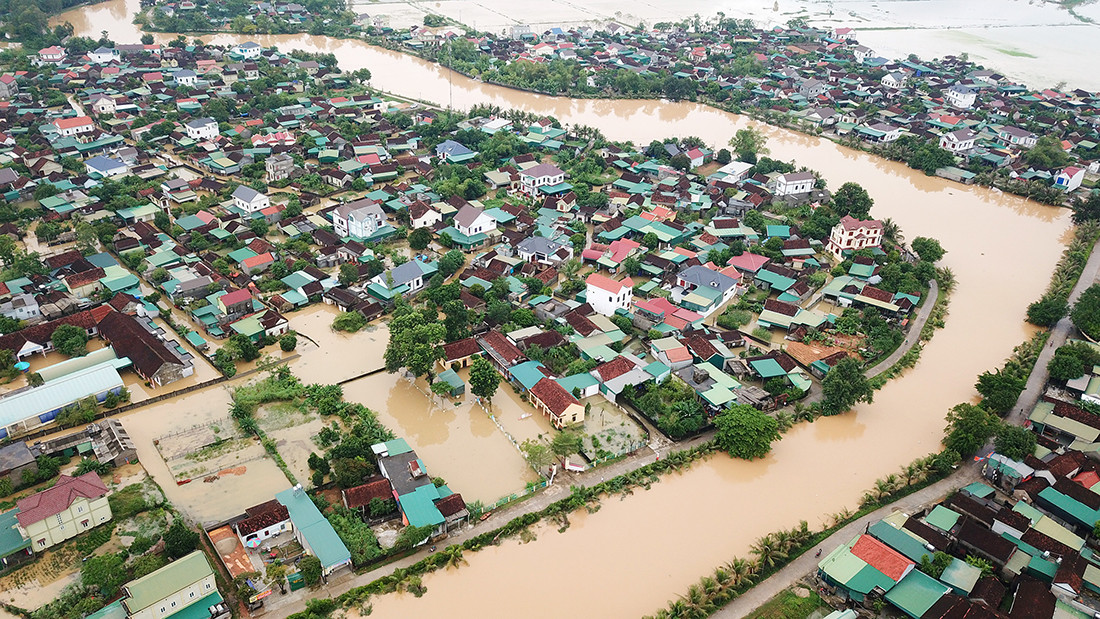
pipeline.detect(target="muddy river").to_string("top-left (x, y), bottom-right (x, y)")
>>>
top-left (54, 3), bottom-right (1075, 614)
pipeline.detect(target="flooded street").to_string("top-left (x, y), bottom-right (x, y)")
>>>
top-left (286, 304), bottom-right (388, 384)
top-left (52, 2), bottom-right (1077, 614)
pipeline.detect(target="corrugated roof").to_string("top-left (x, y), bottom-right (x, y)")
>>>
top-left (123, 551), bottom-right (214, 613)
top-left (276, 487), bottom-right (351, 570)
top-left (0, 362), bottom-right (124, 428)
top-left (883, 569), bottom-right (948, 618)
top-left (925, 505), bottom-right (961, 532)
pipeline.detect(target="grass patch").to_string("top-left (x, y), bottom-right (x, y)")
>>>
top-left (746, 588), bottom-right (826, 619)
top-left (995, 48), bottom-right (1037, 58)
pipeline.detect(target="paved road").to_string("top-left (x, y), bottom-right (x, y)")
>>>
top-left (711, 462), bottom-right (981, 619)
top-left (1008, 235), bottom-right (1100, 425)
top-left (865, 279), bottom-right (940, 379)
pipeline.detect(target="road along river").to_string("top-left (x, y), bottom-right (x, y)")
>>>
top-left (54, 3), bottom-right (1075, 614)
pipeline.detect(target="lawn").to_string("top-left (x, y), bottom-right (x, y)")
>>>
top-left (745, 588), bottom-right (827, 619)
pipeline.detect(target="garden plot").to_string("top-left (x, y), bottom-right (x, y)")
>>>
top-left (256, 402), bottom-right (328, 487)
top-left (153, 420), bottom-right (265, 483)
top-left (578, 398), bottom-right (647, 460)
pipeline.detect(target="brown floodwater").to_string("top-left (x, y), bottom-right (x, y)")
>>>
top-left (56, 3), bottom-right (1075, 614)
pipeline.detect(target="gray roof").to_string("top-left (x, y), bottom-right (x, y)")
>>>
top-left (0, 442), bottom-right (34, 475)
top-left (435, 139), bottom-right (473, 157)
top-left (231, 185), bottom-right (264, 202)
top-left (453, 204), bottom-right (485, 230)
top-left (678, 265), bottom-right (738, 292)
top-left (185, 117), bottom-right (216, 128)
top-left (516, 235), bottom-right (566, 255)
top-left (388, 260), bottom-right (426, 287)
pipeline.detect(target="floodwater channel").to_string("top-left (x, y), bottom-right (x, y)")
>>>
top-left (54, 2), bottom-right (1077, 614)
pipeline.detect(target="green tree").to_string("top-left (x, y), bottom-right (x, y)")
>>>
top-left (944, 403), bottom-right (998, 456)
top-left (468, 356), bottom-right (500, 406)
top-left (1027, 294), bottom-right (1068, 327)
top-left (550, 430), bottom-right (584, 457)
top-left (383, 310), bottom-right (445, 382)
top-left (279, 332), bottom-right (298, 352)
top-left (298, 555), bottom-right (322, 586)
top-left (520, 439), bottom-right (554, 470)
top-left (229, 333), bottom-right (259, 362)
top-left (831, 182), bottom-right (873, 218)
top-left (670, 153), bottom-right (691, 171)
top-left (994, 425), bottom-right (1036, 461)
top-left (1071, 192), bottom-right (1100, 224)
top-left (1072, 284), bottom-right (1100, 340)
top-left (408, 227), bottom-right (432, 251)
top-left (333, 311), bottom-right (366, 332)
top-left (713, 404), bottom-right (781, 460)
top-left (1023, 135), bottom-right (1070, 170)
top-left (729, 127), bottom-right (769, 160)
top-left (441, 300), bottom-right (469, 342)
top-left (164, 519), bottom-right (200, 558)
top-left (51, 323), bottom-right (88, 357)
top-left (819, 358), bottom-right (874, 415)
top-left (716, 148), bottom-right (732, 165)
top-left (393, 524), bottom-right (434, 552)
top-left (641, 232), bottom-right (660, 249)
top-left (910, 237), bottom-right (945, 263)
top-left (975, 369), bottom-right (1025, 414)
top-left (438, 250), bottom-right (465, 277)
top-left (1049, 342), bottom-right (1100, 381)
top-left (81, 553), bottom-right (127, 597)
top-left (338, 263), bottom-right (359, 287)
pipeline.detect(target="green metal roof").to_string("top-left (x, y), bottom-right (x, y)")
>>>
top-left (124, 551), bottom-right (215, 613)
top-left (749, 358), bottom-right (786, 379)
top-left (962, 482), bottom-right (995, 499)
top-left (939, 559), bottom-right (980, 595)
top-left (1038, 486), bottom-right (1100, 528)
top-left (398, 483), bottom-right (446, 528)
top-left (169, 592), bottom-right (223, 619)
top-left (0, 508), bottom-right (30, 558)
top-left (884, 569), bottom-right (948, 618)
top-left (84, 600), bottom-right (127, 619)
top-left (275, 487), bottom-right (351, 570)
top-left (868, 521), bottom-right (931, 564)
top-left (925, 505), bottom-right (961, 532)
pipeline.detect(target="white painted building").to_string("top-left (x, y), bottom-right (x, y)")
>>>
top-left (184, 117), bottom-right (218, 141)
top-left (585, 273), bottom-right (633, 316)
top-left (939, 128), bottom-right (976, 154)
top-left (453, 204), bottom-right (497, 238)
top-left (771, 171), bottom-right (816, 196)
top-left (231, 186), bottom-right (270, 213)
top-left (518, 162), bottom-right (566, 196)
top-left (52, 116), bottom-right (95, 137)
top-left (826, 215), bottom-right (884, 259)
top-left (945, 84), bottom-right (977, 109)
top-left (234, 41), bottom-right (263, 59)
top-left (332, 199), bottom-right (387, 239)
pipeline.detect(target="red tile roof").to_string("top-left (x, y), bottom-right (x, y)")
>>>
top-left (586, 273), bottom-right (632, 294)
top-left (593, 356), bottom-right (637, 382)
top-left (441, 337), bottom-right (481, 362)
top-left (52, 116), bottom-right (93, 130)
top-left (219, 288), bottom-right (252, 307)
top-left (434, 493), bottom-right (467, 518)
top-left (850, 534), bottom-right (913, 581)
top-left (236, 500), bottom-right (290, 535)
top-left (530, 377), bottom-right (578, 417)
top-left (342, 476), bottom-right (394, 509)
top-left (478, 330), bottom-right (525, 365)
top-left (16, 473), bottom-right (108, 527)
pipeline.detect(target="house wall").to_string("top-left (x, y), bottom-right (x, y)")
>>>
top-left (21, 495), bottom-right (111, 551)
top-left (127, 573), bottom-right (218, 619)
top-left (236, 519), bottom-right (290, 546)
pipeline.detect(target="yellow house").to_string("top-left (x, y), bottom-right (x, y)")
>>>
top-left (529, 377), bottom-right (586, 429)
top-left (16, 472), bottom-right (111, 551)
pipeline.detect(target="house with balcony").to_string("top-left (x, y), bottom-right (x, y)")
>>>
top-left (14, 472), bottom-right (112, 552)
top-left (585, 273), bottom-right (633, 316)
top-left (826, 215), bottom-right (884, 260)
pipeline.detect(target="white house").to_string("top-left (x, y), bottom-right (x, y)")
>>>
top-left (771, 171), bottom-right (816, 196)
top-left (85, 155), bottom-right (128, 179)
top-left (826, 215), bottom-right (884, 259)
top-left (939, 128), bottom-right (976, 154)
top-left (234, 41), bottom-right (263, 59)
top-left (88, 47), bottom-right (120, 64)
top-left (15, 473), bottom-right (112, 552)
top-left (852, 45), bottom-right (875, 63)
top-left (408, 202), bottom-right (442, 229)
top-left (881, 72), bottom-right (907, 90)
top-left (234, 500), bottom-right (291, 548)
top-left (174, 69), bottom-right (197, 87)
top-left (831, 27), bottom-right (854, 40)
top-left (90, 95), bottom-right (117, 115)
top-left (518, 162), bottom-right (566, 196)
top-left (52, 116), bottom-right (95, 137)
top-left (998, 126), bottom-right (1038, 149)
top-left (945, 84), bottom-right (977, 109)
top-left (231, 186), bottom-right (270, 213)
top-left (184, 117), bottom-right (218, 141)
top-left (332, 199), bottom-right (387, 239)
top-left (585, 273), bottom-right (633, 316)
top-left (516, 235), bottom-right (573, 265)
top-left (863, 122), bottom-right (902, 143)
top-left (1054, 166), bottom-right (1085, 192)
top-left (37, 46), bottom-right (66, 64)
top-left (453, 204), bottom-right (497, 238)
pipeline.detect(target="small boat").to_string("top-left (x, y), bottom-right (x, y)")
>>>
top-left (518, 413), bottom-right (532, 420)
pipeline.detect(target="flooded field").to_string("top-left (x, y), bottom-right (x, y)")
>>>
top-left (286, 304), bottom-right (388, 384)
top-left (342, 371), bottom-right (540, 504)
top-left (119, 386), bottom-right (291, 525)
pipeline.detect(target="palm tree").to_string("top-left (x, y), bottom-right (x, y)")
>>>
top-left (937, 267), bottom-right (956, 293)
top-left (882, 218), bottom-right (903, 244)
top-left (441, 545), bottom-right (466, 569)
top-left (751, 536), bottom-right (788, 568)
top-left (725, 557), bottom-right (756, 587)
top-left (773, 530), bottom-right (795, 553)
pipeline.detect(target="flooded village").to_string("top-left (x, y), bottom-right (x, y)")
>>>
top-left (0, 0), bottom-right (1096, 618)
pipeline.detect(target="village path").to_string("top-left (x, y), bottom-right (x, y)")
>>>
top-left (864, 279), bottom-right (940, 379)
top-left (710, 461), bottom-right (982, 619)
top-left (1008, 235), bottom-right (1100, 426)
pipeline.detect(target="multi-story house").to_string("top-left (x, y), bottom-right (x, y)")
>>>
top-left (826, 215), bottom-right (884, 260)
top-left (585, 273), bottom-right (633, 316)
top-left (518, 163), bottom-right (566, 196)
top-left (121, 551), bottom-right (221, 619)
top-left (332, 199), bottom-right (388, 240)
top-left (15, 472), bottom-right (112, 552)
top-left (184, 118), bottom-right (219, 141)
top-left (231, 186), bottom-right (270, 214)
